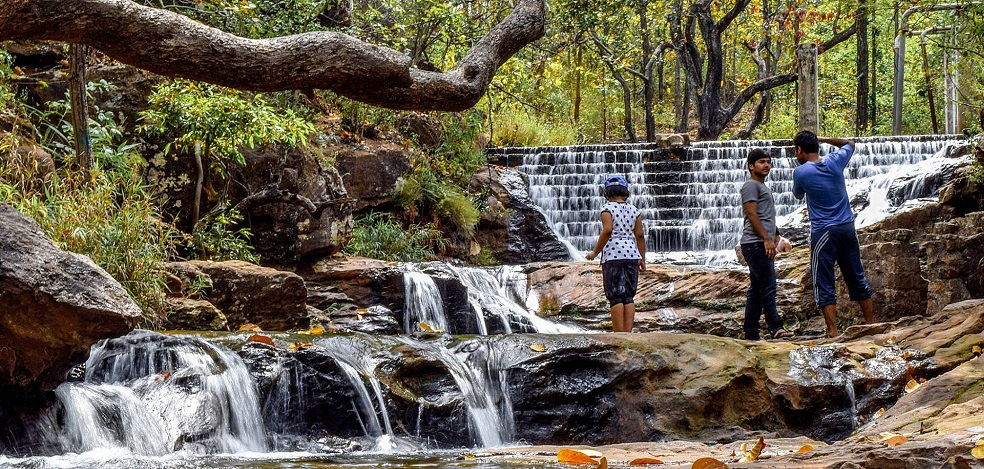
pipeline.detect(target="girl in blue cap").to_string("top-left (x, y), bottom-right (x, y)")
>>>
top-left (585, 174), bottom-right (647, 332)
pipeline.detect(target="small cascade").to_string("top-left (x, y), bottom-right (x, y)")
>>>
top-left (508, 135), bottom-right (964, 254)
top-left (403, 270), bottom-right (450, 333)
top-left (402, 337), bottom-right (515, 448)
top-left (316, 336), bottom-right (405, 452)
top-left (452, 266), bottom-right (579, 335)
top-left (401, 265), bottom-right (579, 335)
top-left (50, 330), bottom-right (267, 455)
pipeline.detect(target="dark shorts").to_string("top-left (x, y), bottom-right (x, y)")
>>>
top-left (602, 259), bottom-right (640, 307)
top-left (810, 222), bottom-right (873, 308)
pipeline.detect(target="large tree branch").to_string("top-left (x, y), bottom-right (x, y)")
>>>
top-left (0, 0), bottom-right (545, 111)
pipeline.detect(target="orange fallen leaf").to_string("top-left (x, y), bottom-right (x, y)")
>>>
top-left (558, 448), bottom-right (598, 465)
top-left (247, 334), bottom-right (275, 347)
top-left (884, 435), bottom-right (908, 447)
top-left (904, 379), bottom-right (921, 393)
top-left (745, 436), bottom-right (765, 461)
top-left (692, 457), bottom-right (728, 469)
top-left (598, 456), bottom-right (607, 469)
top-left (239, 323), bottom-right (261, 332)
top-left (629, 457), bottom-right (664, 465)
top-left (797, 444), bottom-right (815, 453)
top-left (305, 326), bottom-right (325, 335)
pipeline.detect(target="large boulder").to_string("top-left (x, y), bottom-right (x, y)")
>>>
top-left (163, 260), bottom-right (308, 331)
top-left (334, 141), bottom-right (412, 213)
top-left (0, 204), bottom-right (140, 393)
top-left (469, 166), bottom-right (571, 264)
top-left (229, 145), bottom-right (353, 265)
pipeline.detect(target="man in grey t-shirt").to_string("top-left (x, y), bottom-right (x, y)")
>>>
top-left (739, 149), bottom-right (791, 340)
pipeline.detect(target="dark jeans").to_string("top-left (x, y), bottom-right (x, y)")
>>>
top-left (741, 242), bottom-right (783, 340)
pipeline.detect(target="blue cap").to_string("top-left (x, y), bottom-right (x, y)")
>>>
top-left (604, 174), bottom-right (628, 188)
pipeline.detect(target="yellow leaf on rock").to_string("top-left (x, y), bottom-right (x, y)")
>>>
top-left (557, 448), bottom-right (598, 465)
top-left (972, 439), bottom-right (984, 459)
top-left (530, 343), bottom-right (547, 352)
top-left (738, 436), bottom-right (765, 462)
top-left (239, 323), bottom-right (261, 332)
top-left (306, 326), bottom-right (325, 335)
top-left (629, 457), bottom-right (664, 465)
top-left (418, 322), bottom-right (445, 333)
top-left (691, 457), bottom-right (728, 469)
top-left (884, 435), bottom-right (908, 447)
top-left (904, 379), bottom-right (921, 393)
top-left (797, 444), bottom-right (815, 453)
top-left (463, 453), bottom-right (476, 460)
top-left (973, 345), bottom-right (982, 356)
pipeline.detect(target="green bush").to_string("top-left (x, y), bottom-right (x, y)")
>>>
top-left (491, 109), bottom-right (578, 147)
top-left (186, 209), bottom-right (259, 263)
top-left (0, 170), bottom-right (175, 325)
top-left (344, 212), bottom-right (446, 262)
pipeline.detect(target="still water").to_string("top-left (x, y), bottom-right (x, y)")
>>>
top-left (0, 449), bottom-right (565, 469)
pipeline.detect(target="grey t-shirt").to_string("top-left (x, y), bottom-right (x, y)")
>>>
top-left (739, 179), bottom-right (777, 244)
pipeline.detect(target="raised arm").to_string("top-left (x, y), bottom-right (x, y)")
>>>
top-left (818, 136), bottom-right (855, 149)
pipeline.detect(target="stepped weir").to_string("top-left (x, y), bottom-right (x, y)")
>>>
top-left (487, 135), bottom-right (966, 254)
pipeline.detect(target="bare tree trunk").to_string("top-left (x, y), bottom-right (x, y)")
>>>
top-left (856, 0), bottom-right (870, 135)
top-left (68, 44), bottom-right (92, 175)
top-left (574, 41), bottom-right (582, 123)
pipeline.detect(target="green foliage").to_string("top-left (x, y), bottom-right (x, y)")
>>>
top-left (140, 79), bottom-right (315, 170)
top-left (491, 108), bottom-right (579, 147)
top-left (0, 51), bottom-right (14, 111)
top-left (344, 212), bottom-right (446, 262)
top-left (187, 209), bottom-right (259, 263)
top-left (164, 0), bottom-right (328, 38)
top-left (0, 170), bottom-right (175, 325)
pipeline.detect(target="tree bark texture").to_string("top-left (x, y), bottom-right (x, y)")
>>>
top-left (0, 0), bottom-right (545, 111)
top-left (68, 44), bottom-right (92, 172)
top-left (856, 0), bottom-right (870, 135)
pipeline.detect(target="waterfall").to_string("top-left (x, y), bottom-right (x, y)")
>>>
top-left (402, 337), bottom-right (515, 448)
top-left (50, 330), bottom-right (267, 455)
top-left (402, 265), bottom-right (580, 335)
top-left (511, 135), bottom-right (965, 255)
top-left (403, 270), bottom-right (450, 333)
top-left (315, 335), bottom-right (406, 452)
top-left (453, 266), bottom-right (579, 334)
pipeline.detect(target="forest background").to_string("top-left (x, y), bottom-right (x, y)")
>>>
top-left (2, 0), bottom-right (984, 325)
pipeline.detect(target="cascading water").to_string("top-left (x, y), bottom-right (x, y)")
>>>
top-left (401, 337), bottom-right (515, 448)
top-left (315, 335), bottom-right (406, 452)
top-left (49, 330), bottom-right (267, 456)
top-left (510, 135), bottom-right (965, 257)
top-left (403, 270), bottom-right (450, 333)
top-left (452, 266), bottom-right (580, 335)
top-left (401, 265), bottom-right (580, 335)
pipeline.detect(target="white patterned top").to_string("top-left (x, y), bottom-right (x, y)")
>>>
top-left (600, 201), bottom-right (642, 262)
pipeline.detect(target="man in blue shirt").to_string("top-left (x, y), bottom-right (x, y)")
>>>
top-left (792, 130), bottom-right (874, 338)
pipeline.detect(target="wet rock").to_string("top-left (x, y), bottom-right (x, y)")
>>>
top-left (469, 166), bottom-right (571, 264)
